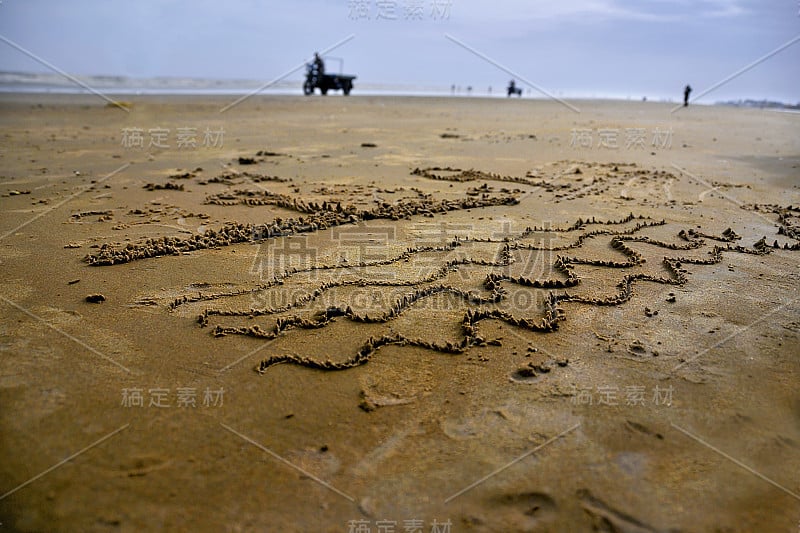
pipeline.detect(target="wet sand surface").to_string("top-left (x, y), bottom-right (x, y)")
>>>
top-left (0, 94), bottom-right (799, 532)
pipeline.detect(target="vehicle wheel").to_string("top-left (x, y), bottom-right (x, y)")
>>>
top-left (343, 83), bottom-right (351, 96)
top-left (321, 87), bottom-right (328, 95)
top-left (303, 82), bottom-right (313, 96)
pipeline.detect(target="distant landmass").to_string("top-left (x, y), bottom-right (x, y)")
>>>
top-left (716, 99), bottom-right (800, 111)
top-left (0, 70), bottom-right (301, 94)
top-left (0, 71), bottom-right (449, 96)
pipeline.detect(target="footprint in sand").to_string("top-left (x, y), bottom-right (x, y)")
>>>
top-left (463, 491), bottom-right (558, 531)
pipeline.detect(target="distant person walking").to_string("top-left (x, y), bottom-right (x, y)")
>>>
top-left (313, 52), bottom-right (325, 76)
top-left (683, 84), bottom-right (692, 107)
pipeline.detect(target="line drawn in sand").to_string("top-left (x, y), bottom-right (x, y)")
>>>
top-left (81, 163), bottom-right (800, 377)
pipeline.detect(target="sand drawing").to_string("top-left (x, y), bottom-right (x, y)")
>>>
top-left (82, 162), bottom-right (800, 376)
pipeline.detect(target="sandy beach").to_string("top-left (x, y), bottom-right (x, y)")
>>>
top-left (0, 93), bottom-right (798, 531)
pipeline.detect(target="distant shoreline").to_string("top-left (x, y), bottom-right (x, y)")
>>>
top-left (1, 87), bottom-right (796, 110)
top-left (1, 86), bottom-right (797, 111)
top-left (0, 91), bottom-right (692, 108)
top-left (0, 85), bottom-right (676, 101)
top-left (1, 70), bottom-right (796, 107)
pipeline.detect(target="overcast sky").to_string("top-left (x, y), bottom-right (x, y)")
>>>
top-left (1, 0), bottom-right (798, 101)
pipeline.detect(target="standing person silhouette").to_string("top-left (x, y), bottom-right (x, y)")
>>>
top-left (313, 52), bottom-right (325, 76)
top-left (683, 84), bottom-right (692, 107)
